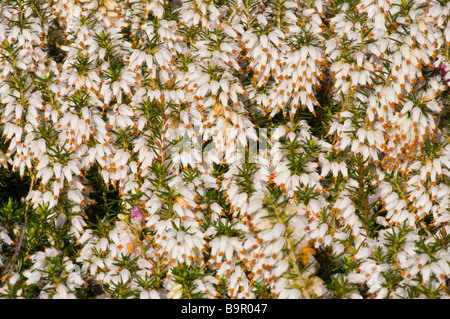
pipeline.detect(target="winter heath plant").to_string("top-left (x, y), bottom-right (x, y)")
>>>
top-left (0, 0), bottom-right (449, 300)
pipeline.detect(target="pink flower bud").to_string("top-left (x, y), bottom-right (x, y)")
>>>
top-left (131, 206), bottom-right (143, 220)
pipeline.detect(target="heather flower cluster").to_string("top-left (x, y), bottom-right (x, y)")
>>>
top-left (0, 0), bottom-right (449, 299)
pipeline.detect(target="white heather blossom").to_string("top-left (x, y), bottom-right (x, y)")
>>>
top-left (0, 0), bottom-right (449, 301)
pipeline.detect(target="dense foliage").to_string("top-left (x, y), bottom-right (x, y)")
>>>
top-left (0, 0), bottom-right (449, 299)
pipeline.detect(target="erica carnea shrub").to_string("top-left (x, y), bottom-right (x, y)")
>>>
top-left (0, 0), bottom-right (449, 299)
